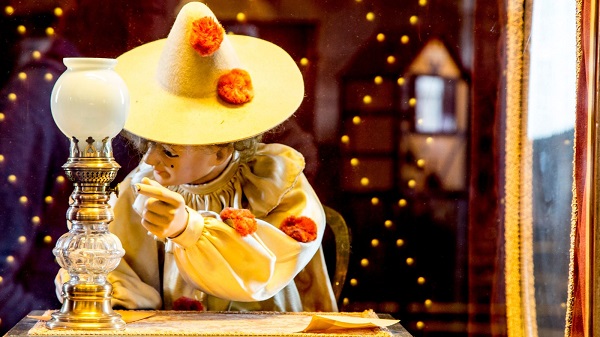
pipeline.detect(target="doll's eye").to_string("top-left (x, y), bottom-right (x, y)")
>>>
top-left (161, 145), bottom-right (179, 158)
top-left (163, 149), bottom-right (179, 158)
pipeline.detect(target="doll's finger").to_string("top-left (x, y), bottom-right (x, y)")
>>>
top-left (134, 182), bottom-right (165, 198)
top-left (142, 208), bottom-right (174, 226)
top-left (140, 217), bottom-right (164, 234)
top-left (145, 197), bottom-right (175, 214)
top-left (141, 218), bottom-right (174, 239)
top-left (134, 182), bottom-right (181, 207)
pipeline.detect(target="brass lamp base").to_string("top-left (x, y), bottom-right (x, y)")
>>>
top-left (46, 283), bottom-right (125, 330)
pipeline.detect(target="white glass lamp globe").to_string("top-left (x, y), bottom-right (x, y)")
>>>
top-left (51, 58), bottom-right (129, 144)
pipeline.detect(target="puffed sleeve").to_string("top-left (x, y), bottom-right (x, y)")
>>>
top-left (169, 145), bottom-right (325, 302)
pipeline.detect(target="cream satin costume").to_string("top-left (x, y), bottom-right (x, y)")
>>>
top-left (107, 143), bottom-right (337, 312)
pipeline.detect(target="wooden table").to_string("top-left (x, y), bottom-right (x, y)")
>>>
top-left (4, 310), bottom-right (413, 337)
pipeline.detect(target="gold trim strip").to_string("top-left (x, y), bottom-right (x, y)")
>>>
top-left (519, 0), bottom-right (537, 334)
top-left (505, 0), bottom-right (526, 336)
top-left (564, 2), bottom-right (584, 336)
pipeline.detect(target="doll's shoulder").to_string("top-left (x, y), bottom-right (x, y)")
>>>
top-left (249, 143), bottom-right (306, 178)
top-left (240, 143), bottom-right (313, 217)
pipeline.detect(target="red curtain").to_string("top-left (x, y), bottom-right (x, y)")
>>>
top-left (469, 1), bottom-right (505, 336)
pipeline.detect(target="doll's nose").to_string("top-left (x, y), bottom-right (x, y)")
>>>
top-left (143, 145), bottom-right (162, 166)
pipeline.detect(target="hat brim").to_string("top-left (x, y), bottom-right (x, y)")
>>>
top-left (115, 35), bottom-right (304, 145)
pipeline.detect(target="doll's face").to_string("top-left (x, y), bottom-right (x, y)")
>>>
top-left (142, 142), bottom-right (233, 186)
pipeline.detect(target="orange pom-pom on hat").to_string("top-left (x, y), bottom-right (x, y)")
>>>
top-left (189, 17), bottom-right (224, 56)
top-left (220, 207), bottom-right (258, 236)
top-left (280, 216), bottom-right (318, 243)
top-left (218, 68), bottom-right (254, 104)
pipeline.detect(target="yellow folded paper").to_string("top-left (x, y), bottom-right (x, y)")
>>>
top-left (302, 314), bottom-right (399, 332)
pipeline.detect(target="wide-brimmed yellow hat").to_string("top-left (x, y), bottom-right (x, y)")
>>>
top-left (115, 2), bottom-right (304, 145)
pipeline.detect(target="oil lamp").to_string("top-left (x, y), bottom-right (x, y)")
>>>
top-left (46, 57), bottom-right (129, 330)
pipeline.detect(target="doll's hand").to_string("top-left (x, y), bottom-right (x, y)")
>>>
top-left (134, 177), bottom-right (189, 239)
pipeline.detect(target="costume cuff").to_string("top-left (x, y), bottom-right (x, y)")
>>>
top-left (170, 207), bottom-right (205, 248)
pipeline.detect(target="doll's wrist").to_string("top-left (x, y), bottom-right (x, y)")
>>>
top-left (169, 208), bottom-right (205, 248)
top-left (168, 208), bottom-right (190, 239)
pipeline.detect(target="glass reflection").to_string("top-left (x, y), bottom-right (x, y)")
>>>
top-left (526, 0), bottom-right (576, 335)
top-left (414, 75), bottom-right (458, 134)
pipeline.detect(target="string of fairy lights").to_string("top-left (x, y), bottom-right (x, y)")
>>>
top-left (1, 0), bottom-right (439, 333)
top-left (338, 0), bottom-right (437, 332)
top-left (1, 4), bottom-right (68, 290)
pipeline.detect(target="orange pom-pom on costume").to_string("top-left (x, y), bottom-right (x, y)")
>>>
top-left (280, 216), bottom-right (318, 243)
top-left (220, 207), bottom-right (258, 236)
top-left (218, 68), bottom-right (254, 104)
top-left (173, 296), bottom-right (204, 311)
top-left (189, 17), bottom-right (224, 56)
